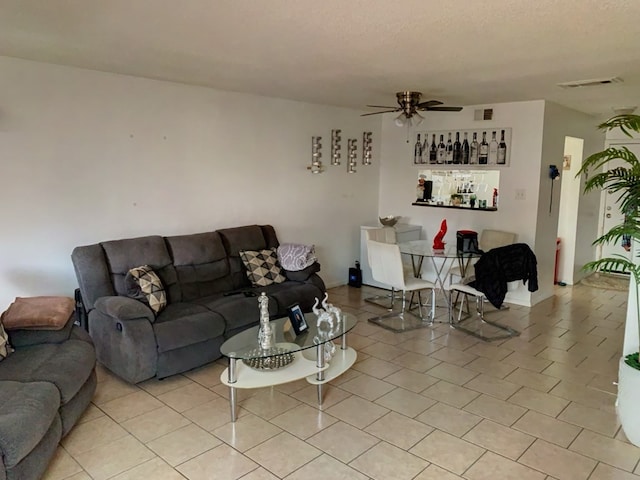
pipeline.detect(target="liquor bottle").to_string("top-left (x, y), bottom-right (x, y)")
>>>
top-left (445, 133), bottom-right (453, 164)
top-left (497, 129), bottom-right (507, 165)
top-left (470, 132), bottom-right (479, 164)
top-left (488, 131), bottom-right (498, 164)
top-left (479, 131), bottom-right (489, 165)
top-left (414, 134), bottom-right (423, 165)
top-left (429, 134), bottom-right (437, 164)
top-left (461, 132), bottom-right (470, 164)
top-left (437, 134), bottom-right (446, 164)
top-left (453, 132), bottom-right (462, 164)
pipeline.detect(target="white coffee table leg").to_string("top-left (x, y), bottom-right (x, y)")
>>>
top-left (228, 358), bottom-right (237, 422)
top-left (316, 343), bottom-right (325, 405)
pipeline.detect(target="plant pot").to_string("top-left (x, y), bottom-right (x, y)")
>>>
top-left (617, 357), bottom-right (640, 446)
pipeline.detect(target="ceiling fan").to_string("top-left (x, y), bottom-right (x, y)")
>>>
top-left (362, 91), bottom-right (463, 127)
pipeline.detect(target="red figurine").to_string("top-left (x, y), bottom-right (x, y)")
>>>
top-left (433, 219), bottom-right (447, 250)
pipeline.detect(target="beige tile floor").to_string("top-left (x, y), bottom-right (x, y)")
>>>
top-left (43, 283), bottom-right (640, 480)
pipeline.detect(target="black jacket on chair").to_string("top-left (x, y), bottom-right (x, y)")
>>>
top-left (469, 243), bottom-right (538, 309)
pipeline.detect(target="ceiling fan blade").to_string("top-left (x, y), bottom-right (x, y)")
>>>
top-left (417, 100), bottom-right (443, 108)
top-left (360, 110), bottom-right (399, 116)
top-left (366, 105), bottom-right (399, 109)
top-left (426, 106), bottom-right (463, 112)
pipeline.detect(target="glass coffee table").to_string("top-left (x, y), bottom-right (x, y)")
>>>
top-left (220, 312), bottom-right (358, 422)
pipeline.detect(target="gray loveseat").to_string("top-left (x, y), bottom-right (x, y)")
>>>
top-left (72, 224), bottom-right (326, 384)
top-left (0, 319), bottom-right (96, 480)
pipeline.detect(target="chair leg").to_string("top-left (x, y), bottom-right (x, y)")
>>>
top-left (365, 287), bottom-right (402, 310)
top-left (450, 291), bottom-right (519, 341)
top-left (367, 288), bottom-right (434, 332)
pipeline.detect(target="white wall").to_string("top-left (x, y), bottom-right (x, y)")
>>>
top-left (0, 56), bottom-right (381, 308)
top-left (536, 102), bottom-right (603, 302)
top-left (557, 136), bottom-right (585, 285)
top-left (378, 100), bottom-right (546, 306)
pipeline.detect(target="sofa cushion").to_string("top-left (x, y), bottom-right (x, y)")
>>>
top-left (0, 340), bottom-right (96, 404)
top-left (153, 303), bottom-right (225, 353)
top-left (0, 380), bottom-right (60, 468)
top-left (218, 225), bottom-right (270, 290)
top-left (193, 293), bottom-right (279, 336)
top-left (165, 232), bottom-right (233, 301)
top-left (258, 281), bottom-right (325, 315)
top-left (102, 235), bottom-right (181, 303)
top-left (240, 248), bottom-right (286, 287)
top-left (126, 265), bottom-right (167, 314)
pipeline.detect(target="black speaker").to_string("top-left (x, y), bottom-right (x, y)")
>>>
top-left (422, 180), bottom-right (433, 201)
top-left (348, 261), bottom-right (362, 288)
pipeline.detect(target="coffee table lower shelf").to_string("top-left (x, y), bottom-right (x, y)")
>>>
top-left (220, 347), bottom-right (357, 421)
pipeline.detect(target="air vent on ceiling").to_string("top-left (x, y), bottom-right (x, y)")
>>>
top-left (557, 77), bottom-right (623, 89)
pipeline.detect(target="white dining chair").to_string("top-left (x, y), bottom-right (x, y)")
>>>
top-left (367, 239), bottom-right (436, 332)
top-left (446, 237), bottom-right (522, 341)
top-left (364, 227), bottom-right (404, 309)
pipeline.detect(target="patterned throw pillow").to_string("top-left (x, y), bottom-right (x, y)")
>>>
top-left (125, 265), bottom-right (167, 314)
top-left (0, 319), bottom-right (13, 361)
top-left (277, 243), bottom-right (317, 271)
top-left (240, 248), bottom-right (287, 287)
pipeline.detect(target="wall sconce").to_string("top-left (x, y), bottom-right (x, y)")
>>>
top-left (362, 132), bottom-right (372, 165)
top-left (307, 136), bottom-right (324, 174)
top-left (347, 139), bottom-right (357, 174)
top-left (331, 129), bottom-right (341, 165)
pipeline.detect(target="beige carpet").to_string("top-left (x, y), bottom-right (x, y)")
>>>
top-left (580, 272), bottom-right (630, 291)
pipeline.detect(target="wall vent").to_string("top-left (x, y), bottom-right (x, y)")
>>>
top-left (474, 108), bottom-right (493, 121)
top-left (557, 77), bottom-right (623, 89)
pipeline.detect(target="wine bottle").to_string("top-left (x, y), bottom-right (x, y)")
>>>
top-left (437, 135), bottom-right (446, 164)
top-left (422, 134), bottom-right (428, 163)
top-left (479, 131), bottom-right (489, 165)
top-left (497, 129), bottom-right (507, 165)
top-left (429, 134), bottom-right (437, 164)
top-left (470, 132), bottom-right (479, 164)
top-left (488, 131), bottom-right (498, 164)
top-left (445, 133), bottom-right (453, 164)
top-left (461, 132), bottom-right (470, 164)
top-left (453, 132), bottom-right (462, 164)
top-left (414, 133), bottom-right (423, 165)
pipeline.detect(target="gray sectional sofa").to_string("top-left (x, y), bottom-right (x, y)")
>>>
top-left (72, 224), bottom-right (326, 384)
top-left (0, 319), bottom-right (96, 480)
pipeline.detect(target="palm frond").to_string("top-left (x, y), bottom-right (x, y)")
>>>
top-left (578, 147), bottom-right (640, 181)
top-left (598, 115), bottom-right (640, 137)
top-left (584, 257), bottom-right (640, 283)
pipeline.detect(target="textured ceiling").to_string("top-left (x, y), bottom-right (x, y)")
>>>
top-left (1, 0), bottom-right (639, 116)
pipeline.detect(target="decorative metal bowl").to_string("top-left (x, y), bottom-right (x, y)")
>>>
top-left (242, 346), bottom-right (295, 371)
top-left (379, 216), bottom-right (400, 227)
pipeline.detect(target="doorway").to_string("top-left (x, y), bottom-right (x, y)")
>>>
top-left (598, 143), bottom-right (640, 270)
top-left (556, 136), bottom-right (584, 285)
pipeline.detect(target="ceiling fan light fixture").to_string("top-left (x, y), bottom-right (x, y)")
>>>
top-left (394, 113), bottom-right (407, 127)
top-left (412, 111), bottom-right (425, 127)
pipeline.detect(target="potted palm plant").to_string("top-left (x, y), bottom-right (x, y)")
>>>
top-left (578, 113), bottom-right (640, 445)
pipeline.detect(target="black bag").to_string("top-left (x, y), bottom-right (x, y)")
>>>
top-left (456, 230), bottom-right (481, 254)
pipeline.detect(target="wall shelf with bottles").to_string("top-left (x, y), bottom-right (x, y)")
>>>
top-left (411, 202), bottom-right (497, 211)
top-left (412, 128), bottom-right (512, 167)
top-left (415, 169), bottom-right (501, 210)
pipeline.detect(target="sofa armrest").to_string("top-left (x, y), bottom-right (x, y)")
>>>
top-left (94, 296), bottom-right (155, 323)
top-left (283, 262), bottom-right (321, 282)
